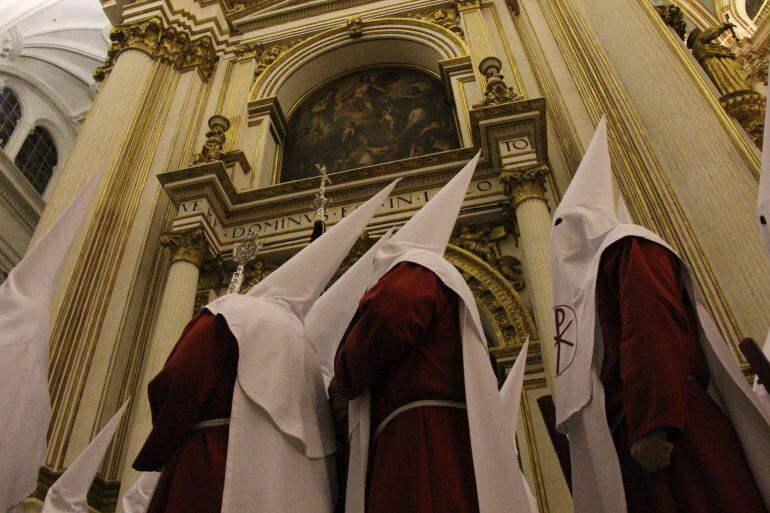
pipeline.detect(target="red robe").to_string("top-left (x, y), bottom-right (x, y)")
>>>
top-left (334, 262), bottom-right (479, 513)
top-left (597, 237), bottom-right (767, 513)
top-left (133, 312), bottom-right (238, 513)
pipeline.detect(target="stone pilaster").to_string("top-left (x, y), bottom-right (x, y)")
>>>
top-left (501, 163), bottom-right (556, 389)
top-left (119, 229), bottom-right (209, 494)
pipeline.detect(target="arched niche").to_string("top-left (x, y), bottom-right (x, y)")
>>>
top-left (244, 18), bottom-right (475, 186)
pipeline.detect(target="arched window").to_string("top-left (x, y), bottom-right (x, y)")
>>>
top-left (15, 126), bottom-right (58, 194)
top-left (280, 67), bottom-right (461, 182)
top-left (0, 87), bottom-right (22, 148)
top-left (746, 0), bottom-right (765, 19)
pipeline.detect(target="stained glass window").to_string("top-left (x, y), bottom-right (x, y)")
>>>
top-left (15, 126), bottom-right (58, 194)
top-left (0, 88), bottom-right (22, 148)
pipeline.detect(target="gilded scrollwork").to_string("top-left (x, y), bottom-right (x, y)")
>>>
top-left (451, 225), bottom-right (525, 291)
top-left (409, 7), bottom-right (464, 39)
top-left (347, 16), bottom-right (364, 38)
top-left (93, 16), bottom-right (218, 82)
top-left (233, 41), bottom-right (263, 60)
top-left (193, 115), bottom-right (231, 165)
top-left (254, 38), bottom-right (304, 79)
top-left (242, 260), bottom-right (277, 289)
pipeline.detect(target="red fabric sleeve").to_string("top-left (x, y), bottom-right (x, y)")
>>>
top-left (609, 238), bottom-right (690, 444)
top-left (333, 263), bottom-right (444, 400)
top-left (133, 312), bottom-right (235, 470)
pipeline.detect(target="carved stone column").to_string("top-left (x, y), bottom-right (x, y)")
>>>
top-left (501, 163), bottom-right (557, 389)
top-left (119, 229), bottom-right (209, 493)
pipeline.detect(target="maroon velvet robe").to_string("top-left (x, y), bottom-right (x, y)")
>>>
top-left (597, 237), bottom-right (767, 513)
top-left (334, 262), bottom-right (479, 513)
top-left (133, 312), bottom-right (238, 513)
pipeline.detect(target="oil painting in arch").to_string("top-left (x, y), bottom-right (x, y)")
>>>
top-left (280, 66), bottom-right (461, 182)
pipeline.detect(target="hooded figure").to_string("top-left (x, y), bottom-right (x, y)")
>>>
top-left (334, 152), bottom-right (536, 513)
top-left (550, 116), bottom-right (770, 513)
top-left (132, 180), bottom-right (399, 513)
top-left (120, 473), bottom-right (160, 513)
top-left (0, 173), bottom-right (102, 513)
top-left (43, 401), bottom-right (129, 513)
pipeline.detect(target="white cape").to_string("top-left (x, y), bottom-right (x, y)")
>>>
top-left (43, 401), bottom-right (129, 513)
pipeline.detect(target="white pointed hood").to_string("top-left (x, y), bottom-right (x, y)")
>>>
top-left (305, 229), bottom-right (394, 391)
top-left (757, 64), bottom-right (770, 259)
top-left (499, 340), bottom-right (539, 513)
top-left (550, 116), bottom-right (770, 513)
top-left (1, 173), bottom-right (102, 513)
top-left (371, 151), bottom-right (481, 283)
top-left (246, 180), bottom-right (400, 319)
top-left (346, 151), bottom-right (535, 513)
top-left (120, 472), bottom-right (160, 513)
top-left (43, 401), bottom-right (129, 513)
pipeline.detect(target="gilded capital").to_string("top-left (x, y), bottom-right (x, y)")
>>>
top-left (501, 163), bottom-right (550, 208)
top-left (161, 229), bottom-right (209, 267)
top-left (94, 16), bottom-right (218, 82)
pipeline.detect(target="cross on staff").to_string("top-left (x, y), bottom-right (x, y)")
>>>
top-left (312, 164), bottom-right (332, 222)
top-left (227, 232), bottom-right (263, 294)
top-left (725, 13), bottom-right (741, 42)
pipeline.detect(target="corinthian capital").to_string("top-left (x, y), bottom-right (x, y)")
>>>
top-left (501, 163), bottom-right (550, 208)
top-left (161, 229), bottom-right (209, 267)
top-left (94, 16), bottom-right (217, 82)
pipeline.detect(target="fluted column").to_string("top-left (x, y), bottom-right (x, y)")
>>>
top-left (119, 230), bottom-right (209, 494)
top-left (502, 164), bottom-right (556, 389)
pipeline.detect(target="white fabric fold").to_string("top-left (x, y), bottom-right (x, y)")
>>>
top-left (305, 229), bottom-right (394, 391)
top-left (120, 472), bottom-right (160, 513)
top-left (500, 340), bottom-right (538, 513)
top-left (42, 401), bottom-right (129, 513)
top-left (756, 60), bottom-right (770, 258)
top-left (550, 115), bottom-right (770, 513)
top-left (0, 173), bottom-right (102, 513)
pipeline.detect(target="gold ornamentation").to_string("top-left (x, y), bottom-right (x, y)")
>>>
top-left (500, 162), bottom-right (549, 207)
top-left (161, 229), bottom-right (209, 267)
top-left (452, 0), bottom-right (481, 11)
top-left (409, 7), bottom-right (464, 39)
top-left (94, 16), bottom-right (217, 82)
top-left (233, 41), bottom-right (263, 59)
top-left (687, 24), bottom-right (766, 146)
top-left (735, 41), bottom-right (770, 87)
top-left (654, 5), bottom-right (686, 41)
top-left (193, 115), bottom-right (231, 165)
top-left (254, 39), bottom-right (303, 79)
top-left (446, 245), bottom-right (536, 346)
top-left (243, 260), bottom-right (276, 289)
top-left (506, 0), bottom-right (520, 16)
top-left (347, 15), bottom-right (363, 38)
top-left (720, 90), bottom-right (766, 147)
top-left (451, 225), bottom-right (525, 291)
top-left (475, 56), bottom-right (523, 108)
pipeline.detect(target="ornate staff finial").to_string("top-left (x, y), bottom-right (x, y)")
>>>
top-left (310, 164), bottom-right (332, 242)
top-left (725, 13), bottom-right (741, 42)
top-left (312, 164), bottom-right (332, 222)
top-left (227, 232), bottom-right (263, 294)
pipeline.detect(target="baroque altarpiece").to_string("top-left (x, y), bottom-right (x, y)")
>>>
top-left (21, 0), bottom-right (770, 512)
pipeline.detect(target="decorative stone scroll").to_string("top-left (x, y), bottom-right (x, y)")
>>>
top-left (409, 7), bottom-right (464, 39)
top-left (94, 16), bottom-right (217, 82)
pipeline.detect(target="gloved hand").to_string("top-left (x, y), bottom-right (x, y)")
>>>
top-left (630, 428), bottom-right (674, 473)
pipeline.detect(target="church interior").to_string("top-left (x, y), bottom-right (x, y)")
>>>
top-left (1, 0), bottom-right (770, 511)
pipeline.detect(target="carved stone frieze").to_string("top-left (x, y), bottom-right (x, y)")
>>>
top-left (93, 16), bottom-right (217, 82)
top-left (409, 7), bottom-right (464, 39)
top-left (654, 5), bottom-right (686, 41)
top-left (234, 41), bottom-right (263, 59)
top-left (501, 162), bottom-right (550, 207)
top-left (161, 229), bottom-right (209, 267)
top-left (347, 15), bottom-right (363, 38)
top-left (254, 38), bottom-right (304, 79)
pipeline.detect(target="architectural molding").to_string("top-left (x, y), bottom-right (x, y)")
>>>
top-left (94, 16), bottom-right (217, 82)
